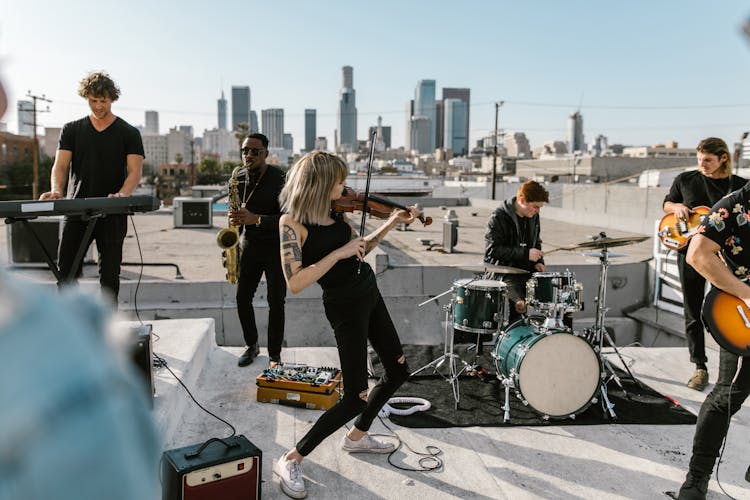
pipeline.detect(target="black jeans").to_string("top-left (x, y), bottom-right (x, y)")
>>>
top-left (58, 214), bottom-right (127, 301)
top-left (677, 252), bottom-right (708, 365)
top-left (296, 279), bottom-right (409, 457)
top-left (236, 240), bottom-right (286, 358)
top-left (688, 349), bottom-right (750, 477)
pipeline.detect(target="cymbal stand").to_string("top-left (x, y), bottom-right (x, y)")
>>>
top-left (411, 300), bottom-right (472, 410)
top-left (589, 245), bottom-right (641, 416)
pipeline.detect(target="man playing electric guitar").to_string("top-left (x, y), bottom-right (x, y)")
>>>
top-left (675, 181), bottom-right (750, 499)
top-left (663, 137), bottom-right (746, 391)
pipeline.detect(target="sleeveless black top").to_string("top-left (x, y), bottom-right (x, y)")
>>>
top-left (302, 214), bottom-right (375, 298)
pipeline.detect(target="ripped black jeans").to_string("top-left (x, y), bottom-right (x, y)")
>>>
top-left (296, 279), bottom-right (409, 457)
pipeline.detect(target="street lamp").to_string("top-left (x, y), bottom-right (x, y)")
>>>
top-left (491, 100), bottom-right (504, 200)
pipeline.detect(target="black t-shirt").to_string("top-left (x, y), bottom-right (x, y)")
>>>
top-left (59, 116), bottom-right (144, 198)
top-left (663, 170), bottom-right (747, 210)
top-left (237, 165), bottom-right (286, 246)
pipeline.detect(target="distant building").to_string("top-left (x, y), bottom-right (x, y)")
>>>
top-left (249, 111), bottom-right (258, 134)
top-left (368, 116), bottom-right (391, 150)
top-left (231, 86), bottom-right (250, 131)
top-left (17, 100), bottom-right (33, 137)
top-left (144, 110), bottom-right (159, 135)
top-left (262, 108), bottom-right (284, 148)
top-left (315, 136), bottom-right (328, 151)
top-left (504, 131), bottom-right (531, 158)
top-left (337, 66), bottom-right (357, 152)
top-left (567, 111), bottom-right (585, 153)
top-left (404, 100), bottom-right (414, 151)
top-left (304, 109), bottom-right (316, 152)
top-left (410, 116), bottom-right (431, 154)
top-left (202, 128), bottom-right (237, 162)
top-left (622, 145), bottom-right (696, 158)
top-left (591, 134), bottom-right (608, 157)
top-left (443, 87), bottom-right (470, 152)
top-left (0, 131), bottom-right (34, 166)
top-left (283, 133), bottom-right (293, 152)
top-left (42, 127), bottom-right (62, 158)
top-left (413, 79), bottom-right (436, 153)
top-left (167, 127), bottom-right (192, 164)
top-left (142, 134), bottom-right (168, 168)
top-left (217, 91), bottom-right (227, 130)
top-left (443, 98), bottom-right (468, 156)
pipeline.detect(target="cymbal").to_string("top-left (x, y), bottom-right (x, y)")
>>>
top-left (458, 264), bottom-right (528, 275)
top-left (581, 251), bottom-right (628, 258)
top-left (569, 235), bottom-right (649, 250)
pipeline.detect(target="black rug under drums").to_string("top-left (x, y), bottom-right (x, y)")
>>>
top-left (370, 344), bottom-right (696, 428)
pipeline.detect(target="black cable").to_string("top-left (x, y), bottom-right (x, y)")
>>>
top-left (714, 378), bottom-right (738, 500)
top-left (152, 350), bottom-right (236, 438)
top-left (128, 215), bottom-right (145, 325)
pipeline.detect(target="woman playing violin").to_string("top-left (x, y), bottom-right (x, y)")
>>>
top-left (273, 151), bottom-right (420, 499)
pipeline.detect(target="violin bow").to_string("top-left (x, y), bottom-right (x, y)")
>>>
top-left (357, 130), bottom-right (378, 274)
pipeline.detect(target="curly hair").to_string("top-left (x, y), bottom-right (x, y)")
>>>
top-left (78, 72), bottom-right (120, 101)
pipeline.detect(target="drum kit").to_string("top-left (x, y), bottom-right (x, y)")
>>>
top-left (412, 232), bottom-right (648, 422)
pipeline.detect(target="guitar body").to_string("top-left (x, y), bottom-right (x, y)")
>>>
top-left (702, 287), bottom-right (750, 356)
top-left (657, 206), bottom-right (711, 251)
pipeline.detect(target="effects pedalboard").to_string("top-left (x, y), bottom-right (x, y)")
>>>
top-left (256, 363), bottom-right (343, 410)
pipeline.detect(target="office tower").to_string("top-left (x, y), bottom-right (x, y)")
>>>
top-left (283, 133), bottom-right (293, 151)
top-left (443, 88), bottom-right (470, 152)
top-left (167, 127), bottom-right (192, 164)
top-left (443, 98), bottom-right (468, 156)
top-left (144, 110), bottom-right (159, 135)
top-left (178, 125), bottom-right (194, 138)
top-left (17, 100), bottom-right (33, 137)
top-left (249, 111), bottom-right (258, 133)
top-left (504, 131), bottom-right (531, 158)
top-left (315, 137), bottom-right (328, 151)
top-left (414, 79), bottom-right (436, 153)
top-left (567, 111), bottom-right (585, 153)
top-left (435, 100), bottom-right (444, 150)
top-left (405, 100), bottom-right (414, 151)
top-left (591, 134), bottom-right (608, 157)
top-left (203, 128), bottom-right (235, 162)
top-left (231, 86), bottom-right (251, 131)
top-left (410, 116), bottom-right (431, 154)
top-left (337, 66), bottom-right (357, 152)
top-left (304, 109), bottom-right (316, 152)
top-left (261, 108), bottom-right (284, 148)
top-left (217, 91), bottom-right (227, 130)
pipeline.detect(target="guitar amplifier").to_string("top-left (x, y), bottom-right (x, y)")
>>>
top-left (161, 435), bottom-right (262, 500)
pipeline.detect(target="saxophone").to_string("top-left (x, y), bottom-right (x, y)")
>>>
top-left (217, 166), bottom-right (244, 284)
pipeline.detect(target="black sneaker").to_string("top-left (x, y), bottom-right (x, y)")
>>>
top-left (745, 464), bottom-right (749, 483)
top-left (676, 472), bottom-right (709, 499)
top-left (237, 343), bottom-right (260, 367)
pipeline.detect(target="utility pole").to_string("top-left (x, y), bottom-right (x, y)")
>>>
top-left (491, 101), bottom-right (504, 200)
top-left (736, 132), bottom-right (748, 176)
top-left (26, 91), bottom-right (52, 200)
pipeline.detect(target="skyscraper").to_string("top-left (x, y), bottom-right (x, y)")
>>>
top-left (261, 108), bottom-right (284, 148)
top-left (567, 111), bottom-right (584, 153)
top-left (410, 116), bottom-right (431, 154)
top-left (337, 66), bottom-right (357, 152)
top-left (443, 98), bottom-right (468, 156)
top-left (249, 111), bottom-right (258, 134)
top-left (443, 88), bottom-right (470, 152)
top-left (231, 86), bottom-right (250, 131)
top-left (144, 110), bottom-right (159, 135)
top-left (414, 79), bottom-right (436, 153)
top-left (304, 109), bottom-right (316, 153)
top-left (17, 100), bottom-right (33, 137)
top-left (217, 91), bottom-right (227, 130)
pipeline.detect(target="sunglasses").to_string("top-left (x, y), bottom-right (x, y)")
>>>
top-left (241, 147), bottom-right (264, 156)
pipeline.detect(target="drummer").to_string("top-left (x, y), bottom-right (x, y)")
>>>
top-left (484, 180), bottom-right (550, 325)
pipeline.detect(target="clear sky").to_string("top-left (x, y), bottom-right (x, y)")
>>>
top-left (2, 0), bottom-right (750, 152)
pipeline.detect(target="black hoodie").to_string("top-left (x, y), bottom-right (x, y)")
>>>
top-left (483, 196), bottom-right (544, 272)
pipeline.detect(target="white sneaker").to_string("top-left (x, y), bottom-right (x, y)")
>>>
top-left (273, 455), bottom-right (307, 499)
top-left (342, 434), bottom-right (396, 454)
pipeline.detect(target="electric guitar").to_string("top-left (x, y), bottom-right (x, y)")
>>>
top-left (657, 206), bottom-right (711, 251)
top-left (701, 287), bottom-right (750, 356)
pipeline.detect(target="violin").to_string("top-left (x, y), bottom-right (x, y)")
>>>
top-left (332, 186), bottom-right (433, 226)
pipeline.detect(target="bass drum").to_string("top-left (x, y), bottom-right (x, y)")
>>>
top-left (492, 319), bottom-right (601, 419)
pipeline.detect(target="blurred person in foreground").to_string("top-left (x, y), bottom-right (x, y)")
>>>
top-left (0, 76), bottom-right (158, 500)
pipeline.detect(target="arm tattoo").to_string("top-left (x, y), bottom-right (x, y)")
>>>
top-left (281, 223), bottom-right (302, 277)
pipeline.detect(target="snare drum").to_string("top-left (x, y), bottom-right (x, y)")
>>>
top-left (526, 271), bottom-right (583, 313)
top-left (491, 319), bottom-right (601, 419)
top-left (452, 279), bottom-right (507, 334)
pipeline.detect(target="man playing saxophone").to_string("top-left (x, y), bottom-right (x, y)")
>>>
top-left (229, 133), bottom-right (287, 367)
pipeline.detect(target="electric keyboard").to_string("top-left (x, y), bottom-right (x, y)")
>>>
top-left (0, 195), bottom-right (160, 219)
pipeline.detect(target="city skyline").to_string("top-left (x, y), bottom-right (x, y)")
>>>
top-left (3, 1), bottom-right (750, 153)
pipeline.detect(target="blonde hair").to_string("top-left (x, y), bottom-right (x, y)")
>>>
top-left (280, 151), bottom-right (347, 225)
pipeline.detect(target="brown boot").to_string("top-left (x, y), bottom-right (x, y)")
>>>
top-left (687, 368), bottom-right (708, 391)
